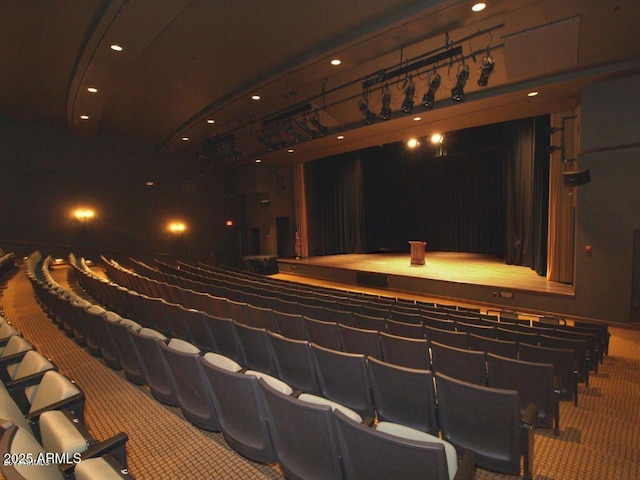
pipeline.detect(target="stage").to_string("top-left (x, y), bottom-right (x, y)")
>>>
top-left (277, 252), bottom-right (576, 313)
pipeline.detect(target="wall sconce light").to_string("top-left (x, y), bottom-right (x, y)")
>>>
top-left (73, 208), bottom-right (95, 229)
top-left (451, 64), bottom-right (470, 102)
top-left (168, 222), bottom-right (186, 237)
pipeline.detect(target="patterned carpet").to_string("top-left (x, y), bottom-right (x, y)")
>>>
top-left (1, 266), bottom-right (639, 480)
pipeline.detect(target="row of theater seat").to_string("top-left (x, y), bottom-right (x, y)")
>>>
top-left (62, 253), bottom-right (548, 478)
top-left (0, 309), bottom-right (132, 480)
top-left (77, 255), bottom-right (583, 418)
top-left (0, 248), bottom-right (17, 276)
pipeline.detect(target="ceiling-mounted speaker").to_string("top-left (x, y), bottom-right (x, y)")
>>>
top-left (563, 169), bottom-right (591, 187)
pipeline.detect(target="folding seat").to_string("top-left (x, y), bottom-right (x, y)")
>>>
top-left (93, 311), bottom-right (123, 370)
top-left (129, 328), bottom-right (179, 406)
top-left (352, 312), bottom-right (385, 331)
top-left (539, 334), bottom-right (590, 387)
top-left (324, 307), bottom-right (353, 326)
top-left (82, 305), bottom-right (107, 357)
top-left (201, 353), bottom-right (290, 463)
top-left (338, 323), bottom-right (382, 359)
top-left (550, 328), bottom-right (600, 372)
top-left (0, 350), bottom-right (55, 386)
top-left (159, 300), bottom-right (192, 342)
top-left (518, 342), bottom-right (579, 406)
top-left (367, 357), bottom-right (437, 434)
top-left (0, 420), bottom-right (133, 480)
top-left (298, 302), bottom-right (326, 322)
top-left (435, 372), bottom-right (537, 479)
top-left (422, 316), bottom-right (456, 331)
top-left (274, 298), bottom-right (300, 315)
top-left (247, 304), bottom-right (277, 330)
top-left (208, 295), bottom-right (232, 318)
top-left (361, 304), bottom-right (389, 319)
top-left (468, 333), bottom-right (518, 359)
top-left (303, 317), bottom-right (342, 351)
top-left (496, 327), bottom-right (539, 346)
top-left (226, 299), bottom-right (252, 326)
top-left (429, 341), bottom-right (486, 386)
top-left (203, 313), bottom-right (243, 364)
top-left (0, 323), bottom-right (20, 348)
top-left (487, 353), bottom-right (560, 435)
top-left (233, 321), bottom-right (277, 375)
top-left (575, 321), bottom-right (610, 356)
top-left (311, 343), bottom-right (375, 421)
top-left (267, 332), bottom-right (321, 395)
top-left (180, 307), bottom-right (217, 352)
top-left (379, 332), bottom-right (429, 369)
top-left (160, 338), bottom-right (221, 431)
top-left (420, 309), bottom-right (450, 322)
top-left (388, 306), bottom-right (422, 325)
top-left (105, 318), bottom-right (146, 385)
top-left (0, 335), bottom-right (33, 362)
top-left (455, 321), bottom-right (496, 339)
top-left (385, 318), bottom-right (425, 339)
top-left (424, 326), bottom-right (468, 349)
top-left (334, 410), bottom-right (476, 480)
top-left (259, 378), bottom-right (344, 480)
top-left (67, 297), bottom-right (93, 345)
top-left (272, 310), bottom-right (307, 340)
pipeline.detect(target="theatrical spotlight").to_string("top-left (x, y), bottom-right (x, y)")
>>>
top-left (309, 115), bottom-right (328, 137)
top-left (422, 72), bottom-right (441, 109)
top-left (451, 64), bottom-right (469, 102)
top-left (380, 84), bottom-right (392, 120)
top-left (296, 118), bottom-right (318, 139)
top-left (477, 52), bottom-right (495, 86)
top-left (357, 98), bottom-right (376, 125)
top-left (401, 77), bottom-right (416, 114)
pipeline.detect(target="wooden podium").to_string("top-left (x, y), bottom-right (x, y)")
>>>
top-left (409, 241), bottom-right (426, 266)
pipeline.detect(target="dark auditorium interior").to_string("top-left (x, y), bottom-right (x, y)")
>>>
top-left (1, 1), bottom-right (639, 479)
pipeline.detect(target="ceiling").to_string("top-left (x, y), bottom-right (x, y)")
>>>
top-left (1, 0), bottom-right (639, 166)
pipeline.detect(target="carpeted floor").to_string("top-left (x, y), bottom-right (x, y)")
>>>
top-left (1, 266), bottom-right (639, 480)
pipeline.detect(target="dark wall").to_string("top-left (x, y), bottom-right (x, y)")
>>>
top-left (0, 114), bottom-right (236, 262)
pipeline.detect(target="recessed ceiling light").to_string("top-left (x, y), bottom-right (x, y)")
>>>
top-left (87, 87), bottom-right (98, 93)
top-left (255, 158), bottom-right (262, 163)
top-left (206, 119), bottom-right (215, 124)
top-left (181, 137), bottom-right (189, 141)
top-left (110, 44), bottom-right (123, 52)
top-left (287, 149), bottom-right (294, 153)
top-left (413, 116), bottom-right (422, 121)
top-left (146, 181), bottom-right (154, 186)
top-left (80, 115), bottom-right (89, 120)
top-left (251, 94), bottom-right (261, 101)
top-left (330, 59), bottom-right (342, 66)
top-left (527, 91), bottom-right (539, 97)
top-left (472, 3), bottom-right (486, 12)
top-left (337, 135), bottom-right (345, 140)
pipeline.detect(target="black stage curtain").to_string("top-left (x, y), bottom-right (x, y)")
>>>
top-left (504, 116), bottom-right (550, 275)
top-left (304, 116), bottom-right (549, 276)
top-left (305, 151), bottom-right (365, 256)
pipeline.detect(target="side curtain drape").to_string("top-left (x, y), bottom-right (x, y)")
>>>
top-left (304, 152), bottom-right (365, 256)
top-left (504, 115), bottom-right (550, 275)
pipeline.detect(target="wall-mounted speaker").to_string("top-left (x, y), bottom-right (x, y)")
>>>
top-left (563, 169), bottom-right (591, 187)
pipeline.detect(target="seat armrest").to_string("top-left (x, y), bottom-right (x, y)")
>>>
top-left (26, 393), bottom-right (86, 426)
top-left (361, 416), bottom-right (375, 427)
top-left (521, 402), bottom-right (538, 428)
top-left (59, 433), bottom-right (130, 476)
top-left (6, 373), bottom-right (49, 414)
top-left (453, 448), bottom-right (476, 480)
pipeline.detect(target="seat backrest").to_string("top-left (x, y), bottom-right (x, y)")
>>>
top-left (268, 331), bottom-right (321, 394)
top-left (259, 379), bottom-right (343, 480)
top-left (334, 410), bottom-right (451, 480)
top-left (272, 310), bottom-right (307, 340)
top-left (1, 335), bottom-right (33, 359)
top-left (352, 312), bottom-right (385, 332)
top-left (430, 341), bottom-right (486, 386)
top-left (435, 372), bottom-right (521, 475)
top-left (0, 422), bottom-right (63, 480)
top-left (456, 322), bottom-right (496, 339)
top-left (385, 319), bottom-right (425, 339)
top-left (338, 323), bottom-right (382, 359)
top-left (180, 308), bottom-right (217, 352)
top-left (202, 314), bottom-right (243, 364)
top-left (367, 357), bottom-right (438, 435)
top-left (303, 317), bottom-right (342, 351)
top-left (379, 332), bottom-right (429, 369)
top-left (424, 326), bottom-right (468, 349)
top-left (11, 350), bottom-right (55, 381)
top-left (247, 304), bottom-right (276, 330)
top-left (130, 328), bottom-right (178, 406)
top-left (487, 353), bottom-right (556, 430)
top-left (468, 334), bottom-right (518, 359)
top-left (234, 321), bottom-right (277, 375)
top-left (311, 343), bottom-right (374, 419)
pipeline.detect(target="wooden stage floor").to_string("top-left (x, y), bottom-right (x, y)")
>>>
top-left (277, 252), bottom-right (575, 297)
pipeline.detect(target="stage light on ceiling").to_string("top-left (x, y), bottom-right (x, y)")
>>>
top-left (421, 72), bottom-right (441, 109)
top-left (309, 115), bottom-right (328, 137)
top-left (451, 64), bottom-right (469, 102)
top-left (477, 51), bottom-right (495, 86)
top-left (379, 84), bottom-right (392, 120)
top-left (430, 133), bottom-right (443, 144)
top-left (357, 97), bottom-right (376, 125)
top-left (401, 77), bottom-right (416, 114)
top-left (255, 158), bottom-right (262, 163)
